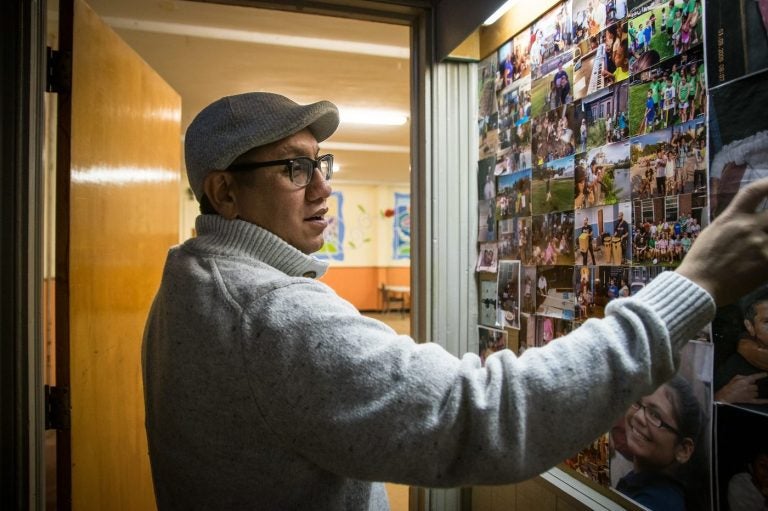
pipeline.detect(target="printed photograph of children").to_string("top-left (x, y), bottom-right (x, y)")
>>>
top-left (714, 405), bottom-right (768, 511)
top-left (497, 118), bottom-right (533, 175)
top-left (532, 156), bottom-right (576, 214)
top-left (573, 0), bottom-right (628, 45)
top-left (573, 202), bottom-right (632, 266)
top-left (478, 326), bottom-right (508, 365)
top-left (534, 314), bottom-right (573, 346)
top-left (631, 198), bottom-right (705, 265)
top-left (496, 169), bottom-right (532, 219)
top-left (478, 199), bottom-right (496, 243)
top-left (530, 1), bottom-right (574, 80)
top-left (532, 210), bottom-right (576, 266)
top-left (572, 21), bottom-right (629, 100)
top-left (535, 265), bottom-right (577, 320)
top-left (497, 35), bottom-right (533, 90)
top-left (531, 105), bottom-right (577, 169)
top-left (564, 433), bottom-right (611, 488)
top-left (628, 48), bottom-right (705, 135)
top-left (573, 265), bottom-right (597, 320)
top-left (708, 69), bottom-right (768, 218)
top-left (610, 343), bottom-right (713, 511)
top-left (497, 260), bottom-right (522, 329)
top-left (713, 285), bottom-right (768, 414)
top-left (478, 279), bottom-right (499, 327)
top-left (629, 118), bottom-right (706, 200)
top-left (521, 265), bottom-right (537, 314)
top-left (628, 0), bottom-right (703, 72)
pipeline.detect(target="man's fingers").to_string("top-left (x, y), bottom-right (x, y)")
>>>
top-left (723, 177), bottom-right (768, 214)
top-left (745, 372), bottom-right (768, 383)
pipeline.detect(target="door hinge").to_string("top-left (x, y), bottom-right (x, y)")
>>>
top-left (45, 384), bottom-right (71, 431)
top-left (46, 47), bottom-right (72, 94)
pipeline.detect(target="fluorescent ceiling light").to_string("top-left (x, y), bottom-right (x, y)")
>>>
top-left (483, 0), bottom-right (522, 26)
top-left (339, 108), bottom-right (408, 126)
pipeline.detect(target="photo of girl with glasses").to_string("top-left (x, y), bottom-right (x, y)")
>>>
top-left (612, 375), bottom-right (708, 510)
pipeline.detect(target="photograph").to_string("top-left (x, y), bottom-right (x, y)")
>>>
top-left (476, 241), bottom-right (499, 273)
top-left (530, 1), bottom-right (575, 80)
top-left (531, 156), bottom-right (576, 214)
top-left (572, 20), bottom-right (629, 101)
top-left (577, 140), bottom-right (632, 208)
top-left (712, 285), bottom-right (768, 415)
top-left (610, 341), bottom-right (713, 510)
top-left (534, 314), bottom-right (573, 346)
top-left (714, 405), bottom-right (768, 511)
top-left (498, 34), bottom-right (533, 89)
top-left (496, 169), bottom-right (532, 219)
top-left (629, 117), bottom-right (706, 200)
top-left (535, 265), bottom-right (577, 320)
top-left (573, 0), bottom-right (629, 45)
top-left (573, 202), bottom-right (632, 266)
top-left (531, 105), bottom-right (577, 169)
top-left (532, 210), bottom-right (576, 266)
top-left (478, 155), bottom-right (496, 201)
top-left (531, 59), bottom-right (574, 119)
top-left (478, 326), bottom-right (508, 364)
top-left (708, 69), bottom-right (768, 218)
top-left (521, 265), bottom-right (538, 314)
top-left (497, 260), bottom-right (522, 329)
top-left (478, 199), bottom-right (496, 242)
top-left (478, 279), bottom-right (499, 327)
top-left (578, 81), bottom-right (629, 152)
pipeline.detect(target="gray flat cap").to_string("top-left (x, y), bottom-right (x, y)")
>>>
top-left (185, 92), bottom-right (339, 201)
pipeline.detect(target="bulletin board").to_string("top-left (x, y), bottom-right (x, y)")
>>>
top-left (474, 0), bottom-right (768, 509)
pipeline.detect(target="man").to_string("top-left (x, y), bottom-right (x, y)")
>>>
top-left (578, 215), bottom-right (597, 265)
top-left (614, 211), bottom-right (630, 264)
top-left (143, 92), bottom-right (768, 510)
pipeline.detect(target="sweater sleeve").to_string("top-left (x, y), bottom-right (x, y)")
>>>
top-left (239, 270), bottom-right (714, 487)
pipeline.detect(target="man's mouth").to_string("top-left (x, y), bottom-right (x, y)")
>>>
top-left (305, 208), bottom-right (328, 222)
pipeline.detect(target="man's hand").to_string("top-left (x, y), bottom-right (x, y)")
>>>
top-left (677, 177), bottom-right (768, 306)
top-left (738, 338), bottom-right (768, 372)
top-left (714, 373), bottom-right (768, 405)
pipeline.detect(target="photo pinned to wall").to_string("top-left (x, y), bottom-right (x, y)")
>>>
top-left (572, 20), bottom-right (629, 101)
top-left (392, 192), bottom-right (410, 260)
top-left (479, 155), bottom-right (497, 201)
top-left (611, 339), bottom-right (713, 510)
top-left (708, 68), bottom-right (768, 218)
top-left (478, 199), bottom-right (497, 243)
top-left (497, 219), bottom-right (516, 260)
top-left (573, 0), bottom-right (629, 44)
top-left (531, 56), bottom-right (574, 119)
top-left (521, 265), bottom-right (537, 314)
top-left (578, 81), bottom-right (629, 153)
top-left (518, 217), bottom-right (534, 265)
top-left (479, 279), bottom-right (500, 328)
top-left (478, 326), bottom-right (509, 365)
top-left (628, 45), bottom-right (705, 136)
top-left (477, 241), bottom-right (499, 273)
top-left (497, 169), bottom-right (532, 219)
top-left (532, 210), bottom-right (576, 265)
top-left (530, 0), bottom-right (575, 81)
top-left (316, 191), bottom-right (344, 261)
top-left (532, 155), bottom-right (576, 215)
top-left (531, 104), bottom-right (577, 170)
top-left (497, 82), bottom-right (533, 173)
top-left (573, 201), bottom-right (632, 266)
top-left (534, 314), bottom-right (574, 347)
top-left (564, 433), bottom-right (611, 487)
top-left (535, 265), bottom-right (576, 320)
top-left (517, 313), bottom-right (536, 356)
top-left (497, 260), bottom-right (522, 329)
top-left (705, 0), bottom-right (768, 87)
top-left (630, 117), bottom-right (707, 201)
top-left (581, 140), bottom-right (632, 207)
top-left (627, 0), bottom-right (703, 75)
top-left (714, 405), bottom-right (768, 511)
top-left (479, 52), bottom-right (500, 160)
top-left (498, 35), bottom-right (533, 91)
top-left (712, 284), bottom-right (768, 416)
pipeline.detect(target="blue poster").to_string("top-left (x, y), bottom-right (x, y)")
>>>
top-left (315, 191), bottom-right (344, 261)
top-left (393, 192), bottom-right (410, 260)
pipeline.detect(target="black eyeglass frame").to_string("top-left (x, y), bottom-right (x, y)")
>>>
top-left (227, 154), bottom-right (334, 188)
top-left (630, 401), bottom-right (682, 437)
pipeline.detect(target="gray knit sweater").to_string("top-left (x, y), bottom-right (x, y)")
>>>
top-left (142, 215), bottom-right (715, 510)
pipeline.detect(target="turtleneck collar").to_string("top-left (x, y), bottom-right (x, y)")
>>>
top-left (186, 215), bottom-right (329, 279)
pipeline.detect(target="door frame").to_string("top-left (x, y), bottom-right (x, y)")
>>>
top-left (2, 1), bottom-right (433, 510)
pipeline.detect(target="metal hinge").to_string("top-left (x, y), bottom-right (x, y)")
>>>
top-left (45, 385), bottom-right (71, 431)
top-left (46, 47), bottom-right (72, 94)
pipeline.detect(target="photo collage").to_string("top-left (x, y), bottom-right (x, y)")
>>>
top-left (476, 0), bottom-right (768, 508)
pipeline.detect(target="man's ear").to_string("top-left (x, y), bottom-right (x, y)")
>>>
top-left (202, 171), bottom-right (239, 219)
top-left (745, 318), bottom-right (757, 337)
top-left (674, 437), bottom-right (695, 465)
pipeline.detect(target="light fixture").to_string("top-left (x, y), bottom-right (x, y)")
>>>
top-left (339, 108), bottom-right (409, 126)
top-left (483, 0), bottom-right (522, 26)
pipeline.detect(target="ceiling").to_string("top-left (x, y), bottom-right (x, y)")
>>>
top-left (52, 0), bottom-right (412, 185)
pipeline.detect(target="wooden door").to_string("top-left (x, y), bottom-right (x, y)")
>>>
top-left (55, 0), bottom-right (180, 508)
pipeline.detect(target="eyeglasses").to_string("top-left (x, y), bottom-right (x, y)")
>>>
top-left (630, 401), bottom-right (681, 436)
top-left (228, 154), bottom-right (333, 188)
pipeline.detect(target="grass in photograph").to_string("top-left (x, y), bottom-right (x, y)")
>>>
top-left (531, 178), bottom-right (575, 214)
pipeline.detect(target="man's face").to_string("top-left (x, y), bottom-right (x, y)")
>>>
top-left (746, 302), bottom-right (768, 348)
top-left (227, 129), bottom-right (332, 254)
